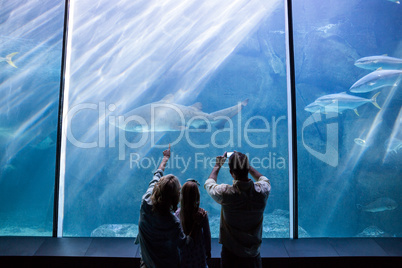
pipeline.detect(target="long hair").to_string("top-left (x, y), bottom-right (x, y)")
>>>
top-left (179, 181), bottom-right (201, 235)
top-left (151, 174), bottom-right (181, 215)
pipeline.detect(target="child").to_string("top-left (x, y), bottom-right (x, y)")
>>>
top-left (175, 179), bottom-right (211, 268)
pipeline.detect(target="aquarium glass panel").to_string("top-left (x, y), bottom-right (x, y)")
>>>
top-left (0, 0), bottom-right (65, 236)
top-left (63, 0), bottom-right (289, 237)
top-left (294, 0), bottom-right (402, 237)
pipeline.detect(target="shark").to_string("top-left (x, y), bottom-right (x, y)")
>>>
top-left (357, 197), bottom-right (398, 213)
top-left (355, 55), bottom-right (402, 70)
top-left (304, 92), bottom-right (381, 116)
top-left (119, 94), bottom-right (249, 132)
top-left (0, 52), bottom-right (18, 68)
top-left (350, 69), bottom-right (402, 93)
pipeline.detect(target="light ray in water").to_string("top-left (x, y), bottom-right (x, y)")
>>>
top-left (64, 0), bottom-right (281, 202)
top-left (0, 101), bottom-right (54, 164)
top-left (316, 78), bottom-right (402, 233)
top-left (383, 107), bottom-right (402, 161)
top-left (68, 0), bottom-right (281, 108)
top-left (66, 0), bottom-right (280, 155)
top-left (13, 102), bottom-right (53, 138)
top-left (347, 75), bottom-right (401, 167)
top-left (310, 74), bottom-right (401, 234)
top-left (0, 1), bottom-right (65, 174)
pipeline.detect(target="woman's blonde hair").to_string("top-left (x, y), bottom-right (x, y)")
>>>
top-left (151, 174), bottom-right (181, 215)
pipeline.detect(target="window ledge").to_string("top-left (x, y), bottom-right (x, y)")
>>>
top-left (0, 237), bottom-right (401, 267)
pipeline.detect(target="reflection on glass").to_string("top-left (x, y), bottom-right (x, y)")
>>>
top-left (63, 0), bottom-right (289, 237)
top-left (0, 0), bottom-right (65, 236)
top-left (295, 0), bottom-right (402, 237)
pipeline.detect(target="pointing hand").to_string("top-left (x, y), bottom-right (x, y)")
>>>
top-left (163, 144), bottom-right (171, 158)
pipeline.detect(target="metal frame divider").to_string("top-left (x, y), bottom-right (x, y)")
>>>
top-left (53, 0), bottom-right (71, 237)
top-left (285, 0), bottom-right (298, 239)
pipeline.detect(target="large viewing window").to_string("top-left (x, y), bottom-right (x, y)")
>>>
top-left (62, 0), bottom-right (289, 238)
top-left (294, 0), bottom-right (402, 237)
top-left (0, 0), bottom-right (400, 239)
top-left (0, 0), bottom-right (65, 236)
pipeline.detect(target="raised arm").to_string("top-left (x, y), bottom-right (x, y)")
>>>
top-left (208, 152), bottom-right (227, 182)
top-left (249, 165), bottom-right (263, 181)
top-left (158, 144), bottom-right (171, 171)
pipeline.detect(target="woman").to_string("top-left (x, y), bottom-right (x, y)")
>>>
top-left (175, 179), bottom-right (211, 268)
top-left (135, 145), bottom-right (190, 268)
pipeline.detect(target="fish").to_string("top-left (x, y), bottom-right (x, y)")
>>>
top-left (354, 138), bottom-right (368, 147)
top-left (304, 92), bottom-right (381, 116)
top-left (0, 52), bottom-right (18, 68)
top-left (385, 138), bottom-right (402, 154)
top-left (350, 69), bottom-right (402, 93)
top-left (119, 94), bottom-right (248, 132)
top-left (32, 137), bottom-right (55, 150)
top-left (357, 197), bottom-right (398, 213)
top-left (387, 0), bottom-right (400, 4)
top-left (355, 55), bottom-right (402, 70)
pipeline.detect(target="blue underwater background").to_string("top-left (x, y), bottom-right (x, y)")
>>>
top-left (0, 0), bottom-right (401, 238)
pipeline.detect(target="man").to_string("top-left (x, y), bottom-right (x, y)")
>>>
top-left (204, 151), bottom-right (271, 268)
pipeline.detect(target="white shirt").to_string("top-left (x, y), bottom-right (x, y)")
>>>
top-left (204, 176), bottom-right (271, 257)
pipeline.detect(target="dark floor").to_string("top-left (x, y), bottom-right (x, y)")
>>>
top-left (0, 237), bottom-right (401, 267)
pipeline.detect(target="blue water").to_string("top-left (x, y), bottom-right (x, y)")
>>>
top-left (0, 0), bottom-right (401, 238)
top-left (0, 0), bottom-right (64, 235)
top-left (293, 0), bottom-right (402, 237)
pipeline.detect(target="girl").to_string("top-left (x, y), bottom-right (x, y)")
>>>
top-left (175, 179), bottom-right (211, 268)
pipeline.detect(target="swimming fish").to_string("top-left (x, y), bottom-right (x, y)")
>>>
top-left (32, 136), bottom-right (55, 150)
top-left (354, 138), bottom-right (368, 147)
top-left (355, 55), bottom-right (402, 70)
top-left (350, 69), bottom-right (402, 93)
top-left (118, 94), bottom-right (248, 132)
top-left (0, 52), bottom-right (18, 68)
top-left (357, 197), bottom-right (398, 213)
top-left (387, 0), bottom-right (400, 4)
top-left (304, 92), bottom-right (381, 116)
top-left (385, 138), bottom-right (402, 154)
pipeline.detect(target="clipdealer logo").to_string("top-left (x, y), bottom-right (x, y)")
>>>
top-left (65, 101), bottom-right (288, 170)
top-left (65, 100), bottom-right (338, 169)
top-left (301, 103), bottom-right (339, 167)
top-left (128, 152), bottom-right (286, 173)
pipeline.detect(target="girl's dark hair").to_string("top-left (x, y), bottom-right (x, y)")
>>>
top-left (179, 181), bottom-right (201, 235)
top-left (151, 174), bottom-right (181, 215)
top-left (229, 152), bottom-right (249, 179)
